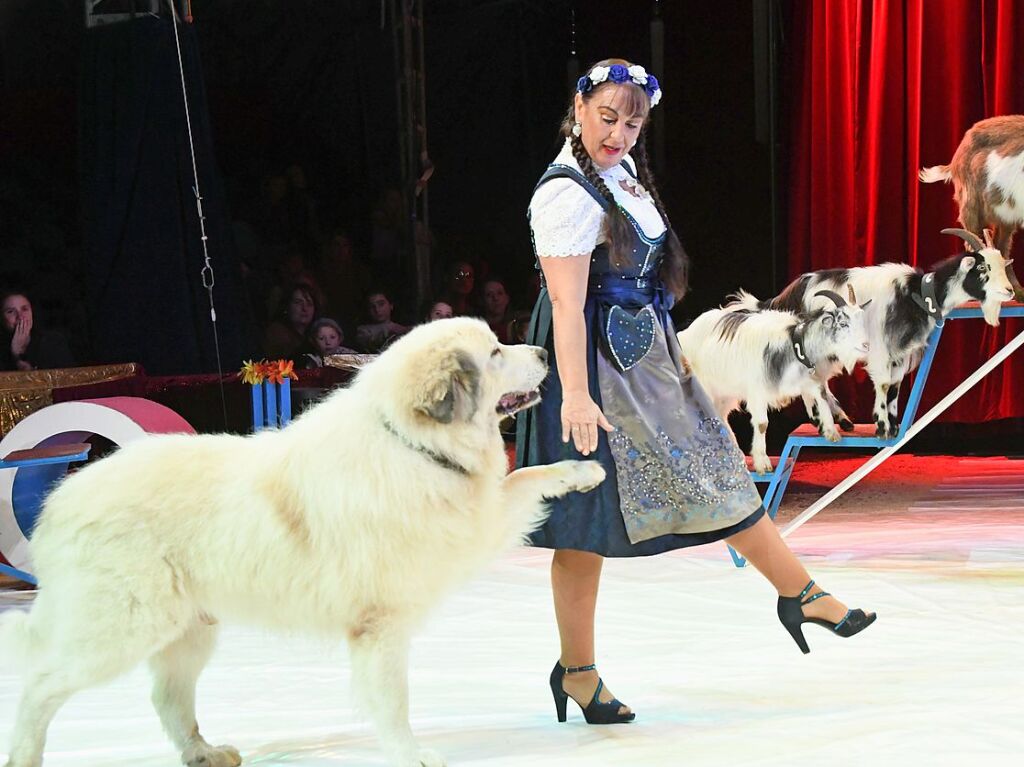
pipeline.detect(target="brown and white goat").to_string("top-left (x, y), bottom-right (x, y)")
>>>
top-left (920, 114), bottom-right (1024, 297)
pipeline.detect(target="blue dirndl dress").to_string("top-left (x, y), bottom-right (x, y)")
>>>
top-left (515, 162), bottom-right (764, 557)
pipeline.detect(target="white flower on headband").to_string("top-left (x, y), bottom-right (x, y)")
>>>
top-left (650, 89), bottom-right (662, 107)
top-left (628, 65), bottom-right (648, 85)
top-left (589, 65), bottom-right (610, 85)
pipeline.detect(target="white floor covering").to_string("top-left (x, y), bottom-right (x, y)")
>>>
top-left (2, 507), bottom-right (1023, 767)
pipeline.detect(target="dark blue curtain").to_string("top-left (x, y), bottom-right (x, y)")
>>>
top-left (80, 15), bottom-right (254, 375)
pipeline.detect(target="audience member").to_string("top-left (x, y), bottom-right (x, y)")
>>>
top-left (370, 188), bottom-right (406, 279)
top-left (315, 229), bottom-right (370, 331)
top-left (355, 288), bottom-right (409, 353)
top-left (263, 282), bottom-right (319, 360)
top-left (482, 277), bottom-right (513, 342)
top-left (299, 317), bottom-right (358, 368)
top-left (1, 289), bottom-right (75, 371)
top-left (442, 260), bottom-right (478, 316)
top-left (420, 297), bottom-right (454, 323)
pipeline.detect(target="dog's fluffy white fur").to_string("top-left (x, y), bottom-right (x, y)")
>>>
top-left (0, 317), bottom-right (605, 767)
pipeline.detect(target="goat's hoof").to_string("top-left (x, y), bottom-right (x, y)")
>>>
top-left (839, 417), bottom-right (854, 432)
top-left (752, 456), bottom-right (774, 475)
top-left (823, 427), bottom-right (841, 442)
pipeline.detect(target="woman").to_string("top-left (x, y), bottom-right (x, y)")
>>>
top-left (516, 59), bottom-right (876, 725)
top-left (482, 277), bottom-right (514, 342)
top-left (1, 290), bottom-right (75, 371)
top-left (264, 281), bottom-right (319, 360)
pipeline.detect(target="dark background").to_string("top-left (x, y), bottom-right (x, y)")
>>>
top-left (0, 0), bottom-right (780, 370)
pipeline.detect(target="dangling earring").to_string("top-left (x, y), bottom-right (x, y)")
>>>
top-left (572, 122), bottom-right (582, 137)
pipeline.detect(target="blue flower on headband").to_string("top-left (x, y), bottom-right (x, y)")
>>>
top-left (608, 63), bottom-right (630, 83)
top-left (576, 74), bottom-right (593, 94)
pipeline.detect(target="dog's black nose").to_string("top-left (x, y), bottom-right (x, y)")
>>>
top-left (535, 347), bottom-right (548, 364)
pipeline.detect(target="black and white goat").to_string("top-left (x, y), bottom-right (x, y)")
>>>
top-left (677, 287), bottom-right (870, 474)
top-left (753, 229), bottom-right (1015, 438)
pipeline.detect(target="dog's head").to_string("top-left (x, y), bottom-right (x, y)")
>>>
top-left (368, 317), bottom-right (548, 426)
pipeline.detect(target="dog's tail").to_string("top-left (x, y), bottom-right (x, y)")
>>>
top-left (918, 165), bottom-right (952, 184)
top-left (0, 609), bottom-right (36, 673)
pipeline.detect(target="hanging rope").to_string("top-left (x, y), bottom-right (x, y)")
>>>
top-left (166, 0), bottom-right (229, 428)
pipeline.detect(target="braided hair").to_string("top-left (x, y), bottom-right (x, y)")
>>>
top-left (560, 60), bottom-right (689, 300)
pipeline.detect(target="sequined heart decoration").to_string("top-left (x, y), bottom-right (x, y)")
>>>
top-left (605, 305), bottom-right (657, 372)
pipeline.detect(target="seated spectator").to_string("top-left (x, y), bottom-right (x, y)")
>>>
top-left (355, 288), bottom-right (409, 353)
top-left (299, 317), bottom-right (358, 368)
top-left (482, 277), bottom-right (513, 343)
top-left (442, 260), bottom-right (478, 316)
top-left (420, 297), bottom-right (454, 323)
top-left (1, 289), bottom-right (75, 371)
top-left (315, 229), bottom-right (370, 331)
top-left (263, 282), bottom-right (319, 360)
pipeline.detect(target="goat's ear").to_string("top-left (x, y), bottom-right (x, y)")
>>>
top-left (847, 283), bottom-right (858, 305)
top-left (959, 255), bottom-right (977, 273)
top-left (859, 299), bottom-right (873, 310)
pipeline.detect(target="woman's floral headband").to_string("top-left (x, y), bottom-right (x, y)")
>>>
top-left (576, 63), bottom-right (662, 107)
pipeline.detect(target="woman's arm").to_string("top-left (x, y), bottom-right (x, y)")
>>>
top-left (539, 255), bottom-right (614, 456)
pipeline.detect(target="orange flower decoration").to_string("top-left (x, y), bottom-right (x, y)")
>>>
top-left (239, 359), bottom-right (297, 385)
top-left (266, 359), bottom-right (297, 384)
top-left (240, 360), bottom-right (263, 385)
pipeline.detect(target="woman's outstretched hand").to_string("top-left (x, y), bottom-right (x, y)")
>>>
top-left (561, 390), bottom-right (615, 456)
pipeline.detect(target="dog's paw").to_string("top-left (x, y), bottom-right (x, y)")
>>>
top-left (560, 460), bottom-right (606, 494)
top-left (183, 743), bottom-right (242, 767)
top-left (4, 758), bottom-right (43, 767)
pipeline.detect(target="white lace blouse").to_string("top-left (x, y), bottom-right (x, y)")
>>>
top-left (529, 139), bottom-right (667, 258)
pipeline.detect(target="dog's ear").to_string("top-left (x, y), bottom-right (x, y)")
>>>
top-left (414, 351), bottom-right (480, 423)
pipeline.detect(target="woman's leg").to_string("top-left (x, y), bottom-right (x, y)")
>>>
top-left (551, 549), bottom-right (630, 713)
top-left (726, 514), bottom-right (852, 623)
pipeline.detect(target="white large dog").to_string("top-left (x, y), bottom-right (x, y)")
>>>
top-left (0, 317), bottom-right (605, 767)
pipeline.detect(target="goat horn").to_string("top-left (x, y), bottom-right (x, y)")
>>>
top-left (814, 289), bottom-right (847, 308)
top-left (941, 228), bottom-right (985, 253)
top-left (983, 228), bottom-right (996, 249)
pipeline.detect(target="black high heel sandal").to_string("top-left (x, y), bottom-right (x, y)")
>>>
top-left (777, 579), bottom-right (876, 654)
top-left (549, 661), bottom-right (636, 724)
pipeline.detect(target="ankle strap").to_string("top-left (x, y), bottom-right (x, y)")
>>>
top-left (797, 579), bottom-right (831, 605)
top-left (563, 663), bottom-right (596, 674)
top-left (797, 580), bottom-right (815, 601)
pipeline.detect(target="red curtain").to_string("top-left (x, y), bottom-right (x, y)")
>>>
top-left (785, 0), bottom-right (1024, 423)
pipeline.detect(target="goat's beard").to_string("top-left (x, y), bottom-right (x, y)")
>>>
top-left (981, 296), bottom-right (1002, 327)
top-left (839, 349), bottom-right (864, 374)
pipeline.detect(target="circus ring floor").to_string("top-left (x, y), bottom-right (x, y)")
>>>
top-left (2, 453), bottom-right (1022, 767)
